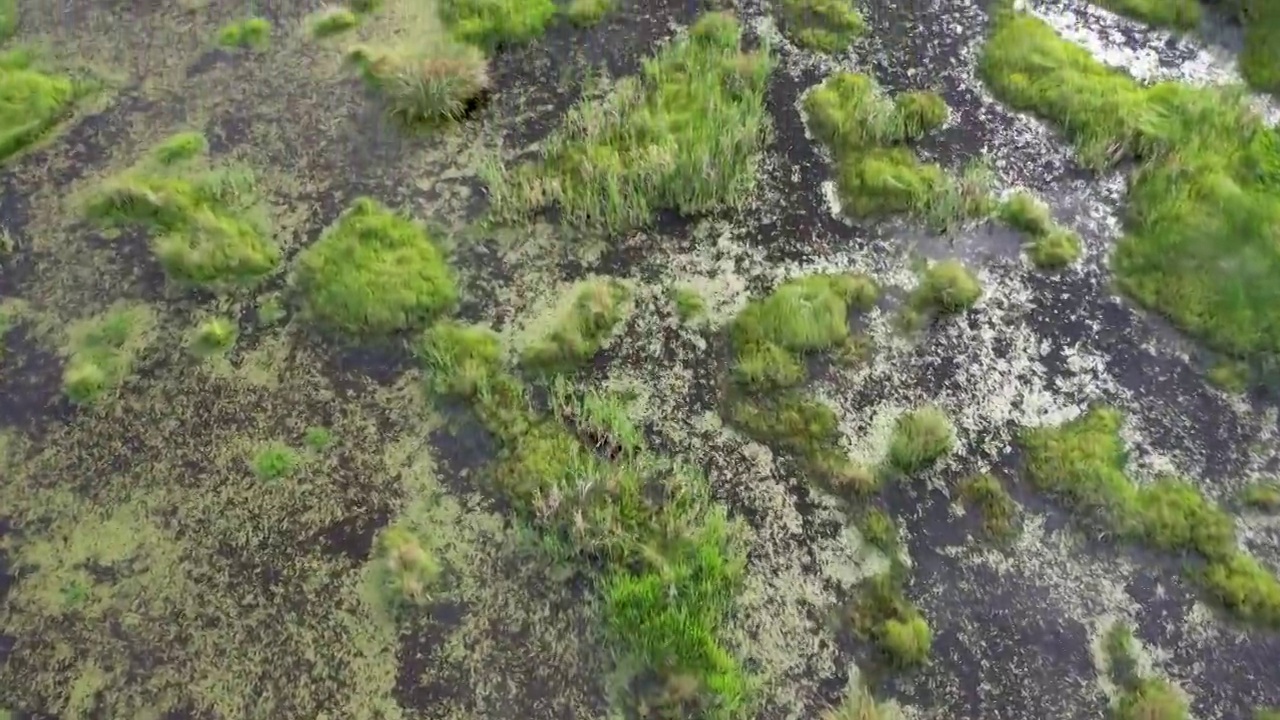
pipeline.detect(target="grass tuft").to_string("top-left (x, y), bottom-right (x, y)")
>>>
top-left (1207, 360), bottom-right (1249, 394)
top-left (1239, 479), bottom-right (1280, 512)
top-left (821, 684), bottom-right (901, 720)
top-left (348, 40), bottom-right (490, 125)
top-left (486, 11), bottom-right (773, 232)
top-left (563, 0), bottom-right (616, 26)
top-left (959, 474), bottom-right (1019, 539)
top-left (998, 190), bottom-right (1082, 269)
top-left (84, 132), bottom-right (279, 289)
top-left (308, 6), bottom-right (360, 38)
top-left (217, 17), bottom-right (272, 50)
top-left (367, 524), bottom-right (441, 611)
top-left (292, 197), bottom-right (456, 337)
top-left (804, 72), bottom-right (995, 232)
top-left (1102, 620), bottom-right (1188, 720)
top-left (0, 0), bottom-right (15, 41)
top-left (1021, 406), bottom-right (1280, 627)
top-left (848, 574), bottom-right (933, 667)
top-left (521, 278), bottom-right (631, 371)
top-left (188, 316), bottom-right (238, 358)
top-left (779, 0), bottom-right (865, 53)
top-left (671, 286), bottom-right (707, 323)
top-left (0, 51), bottom-right (88, 165)
top-left (1093, 0), bottom-right (1201, 29)
top-left (981, 10), bottom-right (1280, 369)
top-left (887, 406), bottom-right (954, 475)
top-left (252, 441), bottom-right (301, 479)
top-left (303, 426), bottom-right (334, 451)
top-left (913, 259), bottom-right (981, 315)
top-left (59, 303), bottom-right (156, 406)
top-left (439, 0), bottom-right (557, 50)
top-left (858, 508), bottom-right (898, 553)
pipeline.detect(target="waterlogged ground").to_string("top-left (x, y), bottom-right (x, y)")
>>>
top-left (2, 0), bottom-right (1280, 718)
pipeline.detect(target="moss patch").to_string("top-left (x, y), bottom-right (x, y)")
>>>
top-left (59, 302), bottom-right (157, 406)
top-left (487, 12), bottom-right (773, 232)
top-left (292, 197), bottom-right (456, 337)
top-left (1021, 406), bottom-right (1280, 627)
top-left (778, 0), bottom-right (865, 53)
top-left (981, 10), bottom-right (1280, 371)
top-left (804, 71), bottom-right (995, 232)
top-left (84, 132), bottom-right (280, 290)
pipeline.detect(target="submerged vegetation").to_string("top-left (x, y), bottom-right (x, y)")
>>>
top-left (292, 197), bottom-right (456, 337)
top-left (84, 132), bottom-right (280, 289)
top-left (59, 303), bottom-right (156, 406)
top-left (1021, 407), bottom-right (1280, 626)
top-left (778, 0), bottom-right (865, 53)
top-left (805, 72), bottom-right (994, 231)
top-left (487, 12), bottom-right (774, 232)
top-left (982, 9), bottom-right (1280, 373)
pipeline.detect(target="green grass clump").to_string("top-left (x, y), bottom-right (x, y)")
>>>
top-left (1240, 4), bottom-right (1280, 95)
top-left (563, 0), bottom-right (615, 26)
top-left (308, 6), bottom-right (360, 38)
top-left (521, 278), bottom-right (630, 371)
top-left (292, 197), bottom-right (456, 337)
top-left (913, 259), bottom-right (981, 315)
top-left (1021, 406), bottom-right (1280, 627)
top-left (439, 0), bottom-right (557, 50)
top-left (858, 509), bottom-right (898, 553)
top-left (347, 40), bottom-right (490, 125)
top-left (0, 51), bottom-right (87, 165)
top-left (1207, 360), bottom-right (1249, 394)
top-left (85, 133), bottom-right (279, 289)
top-left (303, 426), bottom-right (334, 451)
top-left (1102, 620), bottom-right (1188, 720)
top-left (778, 0), bottom-right (865, 53)
top-left (1239, 480), bottom-right (1280, 512)
top-left (880, 614), bottom-right (932, 667)
top-left (487, 11), bottom-right (773, 233)
top-left (252, 441), bottom-right (302, 479)
top-left (188, 316), bottom-right (237, 357)
top-left (59, 303), bottom-right (156, 406)
top-left (671, 286), bottom-right (706, 323)
top-left (999, 191), bottom-right (1082, 269)
top-left (821, 685), bottom-right (900, 720)
top-left (367, 524), bottom-right (441, 611)
top-left (887, 406), bottom-right (954, 474)
top-left (981, 10), bottom-right (1280, 370)
top-left (804, 72), bottom-right (996, 232)
top-left (959, 474), bottom-right (1019, 539)
top-left (1093, 0), bottom-right (1201, 29)
top-left (848, 573), bottom-right (932, 667)
top-left (217, 17), bottom-right (272, 50)
top-left (419, 320), bottom-right (751, 715)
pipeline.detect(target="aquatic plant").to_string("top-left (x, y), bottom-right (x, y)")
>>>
top-left (521, 278), bottom-right (631, 371)
top-left (59, 303), bottom-right (156, 406)
top-left (84, 133), bottom-right (280, 289)
top-left (486, 12), bottom-right (774, 232)
top-left (804, 72), bottom-right (993, 232)
top-left (292, 197), bottom-right (456, 337)
top-left (439, 0), bottom-right (558, 50)
top-left (981, 10), bottom-right (1280, 371)
top-left (1020, 406), bottom-right (1280, 627)
top-left (778, 0), bottom-right (865, 53)
top-left (887, 406), bottom-right (954, 474)
top-left (218, 17), bottom-right (272, 50)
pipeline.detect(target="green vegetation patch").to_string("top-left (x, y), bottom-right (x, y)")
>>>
top-left (1103, 621), bottom-right (1189, 720)
top-left (419, 320), bottom-right (750, 716)
top-left (59, 302), bottom-right (157, 406)
top-left (188, 316), bottom-right (237, 358)
top-left (981, 11), bottom-right (1280, 369)
top-left (999, 190), bottom-right (1082, 269)
top-left (347, 39), bottom-right (490, 125)
top-left (292, 197), bottom-right (456, 337)
top-left (488, 12), bottom-right (773, 232)
top-left (724, 273), bottom-right (880, 496)
top-left (804, 71), bottom-right (995, 232)
top-left (0, 49), bottom-right (90, 165)
top-left (779, 0), bottom-right (865, 53)
top-left (217, 17), bottom-right (272, 50)
top-left (1239, 479), bottom-right (1280, 512)
top-left (521, 278), bottom-right (631, 371)
top-left (822, 684), bottom-right (902, 720)
top-left (1092, 0), bottom-right (1201, 29)
top-left (1239, 2), bottom-right (1280, 95)
top-left (912, 259), bottom-right (982, 315)
top-left (959, 473), bottom-right (1020, 539)
top-left (563, 0), bottom-right (616, 26)
top-left (1021, 406), bottom-right (1280, 627)
top-left (439, 0), bottom-right (557, 50)
top-left (251, 441), bottom-right (302, 480)
top-left (847, 573), bottom-right (933, 667)
top-left (84, 132), bottom-right (280, 289)
top-left (308, 6), bottom-right (361, 38)
top-left (887, 406), bottom-right (954, 475)
top-left (365, 524), bottom-right (442, 613)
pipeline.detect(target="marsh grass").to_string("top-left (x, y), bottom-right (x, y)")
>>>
top-left (1021, 406), bottom-right (1280, 627)
top-left (778, 0), bottom-right (865, 53)
top-left (59, 303), bottom-right (156, 406)
top-left (886, 406), bottom-right (954, 475)
top-left (419, 316), bottom-right (750, 715)
top-left (188, 316), bottom-right (238, 358)
top-left (982, 10), bottom-right (1280, 370)
top-left (521, 278), bottom-right (631, 371)
top-left (804, 72), bottom-right (996, 232)
top-left (486, 12), bottom-right (774, 232)
top-left (217, 17), bottom-right (272, 50)
top-left (959, 474), bottom-right (1019, 539)
top-left (0, 49), bottom-right (92, 165)
top-left (307, 6), bottom-right (361, 38)
top-left (292, 197), bottom-right (456, 337)
top-left (84, 132), bottom-right (280, 289)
